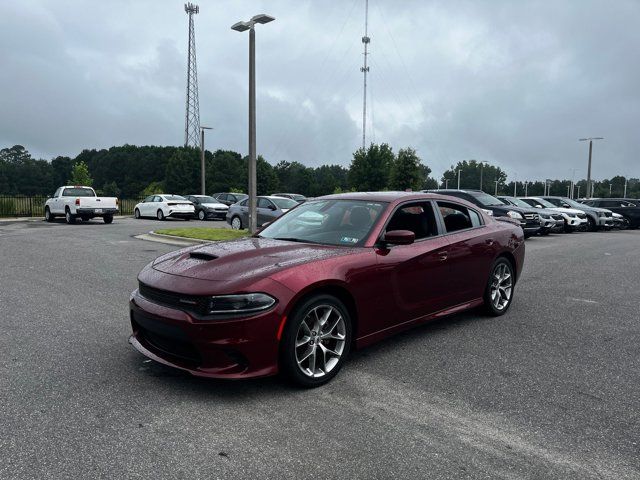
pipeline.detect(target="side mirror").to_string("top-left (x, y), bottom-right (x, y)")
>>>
top-left (268, 204), bottom-right (277, 211)
top-left (535, 204), bottom-right (543, 208)
top-left (383, 230), bottom-right (415, 246)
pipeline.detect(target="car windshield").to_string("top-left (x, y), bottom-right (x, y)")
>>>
top-left (163, 195), bottom-right (187, 201)
top-left (271, 197), bottom-right (299, 210)
top-left (559, 198), bottom-right (586, 209)
top-left (470, 192), bottom-right (506, 206)
top-left (291, 194), bottom-right (306, 201)
top-left (502, 197), bottom-right (531, 208)
top-left (527, 198), bottom-right (556, 208)
top-left (62, 187), bottom-right (95, 197)
top-left (259, 199), bottom-right (387, 247)
top-left (195, 196), bottom-right (218, 203)
top-left (234, 194), bottom-right (248, 202)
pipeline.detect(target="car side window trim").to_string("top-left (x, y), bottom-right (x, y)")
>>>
top-left (375, 200), bottom-right (443, 246)
top-left (434, 200), bottom-right (486, 236)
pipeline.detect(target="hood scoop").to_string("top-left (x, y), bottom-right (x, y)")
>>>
top-left (189, 251), bottom-right (218, 261)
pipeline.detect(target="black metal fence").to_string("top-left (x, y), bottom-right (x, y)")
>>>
top-left (0, 195), bottom-right (144, 217)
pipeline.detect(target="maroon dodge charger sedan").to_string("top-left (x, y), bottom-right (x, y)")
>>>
top-left (129, 192), bottom-right (525, 387)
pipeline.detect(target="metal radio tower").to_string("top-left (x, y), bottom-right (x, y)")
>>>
top-left (184, 3), bottom-right (201, 148)
top-left (360, 0), bottom-right (370, 150)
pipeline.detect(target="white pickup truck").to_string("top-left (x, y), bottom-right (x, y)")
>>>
top-left (45, 186), bottom-right (119, 224)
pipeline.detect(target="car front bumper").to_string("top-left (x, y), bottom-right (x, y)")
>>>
top-left (167, 210), bottom-right (195, 219)
top-left (202, 209), bottom-right (228, 219)
top-left (129, 285), bottom-right (288, 379)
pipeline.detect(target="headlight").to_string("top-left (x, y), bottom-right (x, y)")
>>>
top-left (206, 293), bottom-right (276, 315)
top-left (539, 214), bottom-right (550, 220)
top-left (482, 209), bottom-right (493, 216)
top-left (506, 210), bottom-right (523, 220)
top-left (567, 213), bottom-right (576, 218)
top-left (597, 212), bottom-right (605, 217)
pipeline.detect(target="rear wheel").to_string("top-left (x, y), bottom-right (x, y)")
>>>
top-left (45, 207), bottom-right (54, 222)
top-left (280, 294), bottom-right (352, 388)
top-left (134, 208), bottom-right (141, 219)
top-left (483, 257), bottom-right (515, 316)
top-left (157, 209), bottom-right (165, 221)
top-left (231, 216), bottom-right (242, 230)
top-left (103, 215), bottom-right (113, 224)
top-left (587, 216), bottom-right (597, 232)
top-left (65, 209), bottom-right (76, 224)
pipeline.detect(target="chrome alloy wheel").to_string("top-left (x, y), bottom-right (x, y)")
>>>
top-left (490, 263), bottom-right (513, 311)
top-left (295, 305), bottom-right (346, 378)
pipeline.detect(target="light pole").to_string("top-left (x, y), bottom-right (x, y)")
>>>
top-left (567, 185), bottom-right (571, 197)
top-left (199, 126), bottom-right (212, 195)
top-left (444, 179), bottom-right (449, 189)
top-left (569, 168), bottom-right (577, 199)
top-left (579, 137), bottom-right (603, 198)
top-left (624, 177), bottom-right (628, 198)
top-left (524, 181), bottom-right (528, 197)
top-left (232, 14), bottom-right (275, 233)
top-left (576, 185), bottom-right (581, 198)
top-left (494, 180), bottom-right (499, 196)
top-left (513, 174), bottom-right (517, 196)
top-left (457, 169), bottom-right (461, 189)
top-left (479, 161), bottom-right (487, 191)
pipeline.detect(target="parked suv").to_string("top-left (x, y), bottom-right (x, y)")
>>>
top-left (518, 196), bottom-right (588, 232)
top-left (579, 198), bottom-right (640, 229)
top-left (427, 189), bottom-right (541, 237)
top-left (541, 196), bottom-right (614, 231)
top-left (498, 196), bottom-right (563, 234)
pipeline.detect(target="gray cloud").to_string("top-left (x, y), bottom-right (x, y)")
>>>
top-left (0, 0), bottom-right (638, 181)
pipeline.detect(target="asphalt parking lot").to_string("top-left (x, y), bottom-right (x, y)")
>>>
top-left (1, 217), bottom-right (639, 479)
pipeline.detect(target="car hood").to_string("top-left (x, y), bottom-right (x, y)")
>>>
top-left (548, 207), bottom-right (584, 215)
top-left (152, 237), bottom-right (356, 281)
top-left (201, 202), bottom-right (228, 209)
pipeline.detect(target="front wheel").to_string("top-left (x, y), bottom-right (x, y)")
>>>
top-left (45, 207), bottom-right (54, 222)
top-left (103, 215), bottom-right (113, 224)
top-left (483, 258), bottom-right (515, 316)
top-left (280, 295), bottom-right (352, 388)
top-left (157, 209), bottom-right (165, 221)
top-left (198, 210), bottom-right (205, 221)
top-left (587, 216), bottom-right (597, 232)
top-left (134, 208), bottom-right (141, 219)
top-left (231, 216), bottom-right (242, 230)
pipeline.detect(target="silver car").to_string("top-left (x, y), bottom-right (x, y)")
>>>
top-left (226, 195), bottom-right (299, 230)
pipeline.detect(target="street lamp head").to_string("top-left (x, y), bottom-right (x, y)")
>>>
top-left (251, 14), bottom-right (275, 24)
top-left (579, 137), bottom-right (604, 141)
top-left (200, 126), bottom-right (213, 131)
top-left (231, 21), bottom-right (251, 32)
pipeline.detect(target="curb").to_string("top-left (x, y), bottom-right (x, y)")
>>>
top-left (134, 231), bottom-right (212, 246)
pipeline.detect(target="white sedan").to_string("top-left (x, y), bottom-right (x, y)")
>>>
top-left (134, 194), bottom-right (195, 221)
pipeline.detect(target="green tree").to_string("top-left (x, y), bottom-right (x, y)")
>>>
top-left (349, 143), bottom-right (393, 191)
top-left (441, 160), bottom-right (506, 193)
top-left (164, 148), bottom-right (198, 194)
top-left (389, 147), bottom-right (424, 191)
top-left (256, 156), bottom-right (279, 195)
top-left (68, 161), bottom-right (93, 186)
top-left (141, 181), bottom-right (165, 196)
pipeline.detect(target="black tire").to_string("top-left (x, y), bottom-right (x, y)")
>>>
top-left (103, 215), bottom-right (114, 224)
top-left (45, 207), bottom-right (54, 222)
top-left (81, 216), bottom-right (91, 222)
top-left (587, 216), bottom-right (597, 232)
top-left (563, 222), bottom-right (573, 233)
top-left (184, 216), bottom-right (191, 221)
top-left (157, 209), bottom-right (165, 221)
top-left (280, 294), bottom-right (352, 388)
top-left (65, 209), bottom-right (76, 224)
top-left (483, 257), bottom-right (515, 316)
top-left (134, 208), bottom-right (141, 219)
top-left (198, 210), bottom-right (205, 221)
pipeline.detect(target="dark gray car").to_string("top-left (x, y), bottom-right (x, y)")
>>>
top-left (226, 195), bottom-right (299, 230)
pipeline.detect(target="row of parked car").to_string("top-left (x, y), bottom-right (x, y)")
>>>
top-left (424, 189), bottom-right (640, 235)
top-left (132, 192), bottom-right (308, 223)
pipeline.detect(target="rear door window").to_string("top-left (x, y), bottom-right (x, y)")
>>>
top-left (437, 201), bottom-right (475, 233)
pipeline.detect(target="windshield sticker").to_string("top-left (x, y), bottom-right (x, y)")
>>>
top-left (340, 236), bottom-right (359, 244)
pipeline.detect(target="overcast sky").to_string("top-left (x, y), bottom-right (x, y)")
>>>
top-left (1, 0), bottom-right (638, 181)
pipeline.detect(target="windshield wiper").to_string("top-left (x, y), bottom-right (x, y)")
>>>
top-left (273, 237), bottom-right (308, 243)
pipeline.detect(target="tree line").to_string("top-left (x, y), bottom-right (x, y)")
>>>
top-left (0, 144), bottom-right (638, 199)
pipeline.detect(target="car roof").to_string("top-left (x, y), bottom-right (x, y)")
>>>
top-left (316, 191), bottom-right (475, 204)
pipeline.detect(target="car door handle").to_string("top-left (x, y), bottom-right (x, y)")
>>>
top-left (438, 251), bottom-right (448, 261)
top-left (485, 239), bottom-right (494, 246)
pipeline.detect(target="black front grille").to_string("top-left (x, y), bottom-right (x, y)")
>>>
top-left (577, 213), bottom-right (587, 219)
top-left (524, 213), bottom-right (539, 221)
top-left (134, 321), bottom-right (201, 364)
top-left (552, 214), bottom-right (563, 221)
top-left (139, 282), bottom-right (208, 315)
top-left (603, 212), bottom-right (612, 217)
